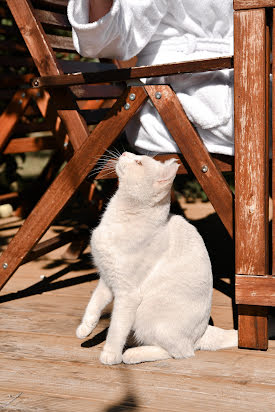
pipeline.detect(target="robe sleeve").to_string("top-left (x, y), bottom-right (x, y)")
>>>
top-left (67, 0), bottom-right (168, 60)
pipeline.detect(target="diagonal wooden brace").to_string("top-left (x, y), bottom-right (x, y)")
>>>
top-left (0, 86), bottom-right (148, 290)
top-left (145, 85), bottom-right (234, 238)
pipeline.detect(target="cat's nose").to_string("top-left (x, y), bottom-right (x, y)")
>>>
top-left (121, 152), bottom-right (128, 157)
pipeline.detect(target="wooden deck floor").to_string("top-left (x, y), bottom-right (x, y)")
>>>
top-left (0, 210), bottom-right (274, 412)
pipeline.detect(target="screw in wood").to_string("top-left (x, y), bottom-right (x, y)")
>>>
top-left (18, 99), bottom-right (23, 105)
top-left (201, 165), bottom-right (208, 173)
top-left (129, 93), bottom-right (136, 101)
top-left (124, 103), bottom-right (131, 110)
top-left (2, 262), bottom-right (8, 269)
top-left (155, 92), bottom-right (162, 99)
top-left (32, 79), bottom-right (40, 87)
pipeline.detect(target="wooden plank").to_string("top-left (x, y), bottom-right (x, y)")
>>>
top-left (0, 389), bottom-right (143, 412)
top-left (47, 34), bottom-right (74, 52)
top-left (234, 0), bottom-right (275, 9)
top-left (234, 9), bottom-right (269, 349)
top-left (34, 9), bottom-right (70, 29)
top-left (234, 8), bottom-right (269, 350)
top-left (238, 305), bottom-right (268, 349)
top-left (32, 56), bottom-right (234, 88)
top-left (234, 9), bottom-right (269, 275)
top-left (0, 87), bottom-right (147, 290)
top-left (0, 89), bottom-right (33, 151)
top-left (272, 9), bottom-right (275, 276)
top-left (0, 354), bottom-right (275, 412)
top-left (3, 136), bottom-right (56, 153)
top-left (0, 193), bottom-right (19, 204)
top-left (70, 84), bottom-right (124, 100)
top-left (1, 331), bottom-right (275, 379)
top-left (235, 275), bottom-right (275, 305)
top-left (145, 85), bottom-right (234, 238)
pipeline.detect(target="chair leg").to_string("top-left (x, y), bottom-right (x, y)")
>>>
top-left (145, 85), bottom-right (234, 238)
top-left (0, 86), bottom-right (147, 290)
top-left (234, 9), bottom-right (269, 349)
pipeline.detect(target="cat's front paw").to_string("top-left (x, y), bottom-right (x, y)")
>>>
top-left (76, 319), bottom-right (97, 339)
top-left (100, 349), bottom-right (122, 365)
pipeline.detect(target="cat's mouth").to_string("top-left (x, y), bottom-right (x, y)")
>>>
top-left (116, 163), bottom-right (124, 177)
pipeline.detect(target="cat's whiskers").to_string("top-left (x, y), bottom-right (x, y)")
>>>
top-left (89, 157), bottom-right (118, 178)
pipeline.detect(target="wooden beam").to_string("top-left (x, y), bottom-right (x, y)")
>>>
top-left (236, 275), bottom-right (275, 305)
top-left (234, 0), bottom-right (275, 10)
top-left (145, 85), bottom-right (234, 238)
top-left (238, 305), bottom-right (268, 350)
top-left (32, 56), bottom-right (234, 88)
top-left (234, 8), bottom-right (269, 349)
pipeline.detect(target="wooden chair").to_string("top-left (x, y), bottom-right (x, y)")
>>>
top-left (0, 0), bottom-right (69, 215)
top-left (0, 0), bottom-right (274, 351)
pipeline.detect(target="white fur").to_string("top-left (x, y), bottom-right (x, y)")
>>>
top-left (77, 152), bottom-right (238, 364)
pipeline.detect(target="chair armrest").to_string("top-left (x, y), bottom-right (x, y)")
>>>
top-left (32, 56), bottom-right (233, 88)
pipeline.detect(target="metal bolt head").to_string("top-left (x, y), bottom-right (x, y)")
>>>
top-left (124, 102), bottom-right (131, 110)
top-left (129, 93), bottom-right (136, 101)
top-left (33, 79), bottom-right (40, 87)
top-left (201, 165), bottom-right (208, 173)
top-left (21, 92), bottom-right (26, 98)
top-left (18, 99), bottom-right (23, 105)
top-left (2, 262), bottom-right (8, 269)
top-left (155, 92), bottom-right (162, 99)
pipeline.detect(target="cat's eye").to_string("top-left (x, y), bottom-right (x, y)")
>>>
top-left (135, 160), bottom-right (142, 166)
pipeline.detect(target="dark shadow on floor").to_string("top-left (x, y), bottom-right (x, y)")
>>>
top-left (0, 258), bottom-right (99, 304)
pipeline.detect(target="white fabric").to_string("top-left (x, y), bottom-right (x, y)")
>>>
top-left (67, 0), bottom-right (234, 155)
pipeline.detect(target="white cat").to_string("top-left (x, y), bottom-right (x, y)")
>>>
top-left (76, 152), bottom-right (237, 365)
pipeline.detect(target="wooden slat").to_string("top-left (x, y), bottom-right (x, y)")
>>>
top-left (0, 87), bottom-right (147, 290)
top-left (0, 89), bottom-right (34, 151)
top-left (47, 34), bottom-right (74, 52)
top-left (234, 9), bottom-right (269, 276)
top-left (34, 9), bottom-right (70, 29)
top-left (235, 275), bottom-right (275, 305)
top-left (234, 8), bottom-right (269, 349)
top-left (234, 0), bottom-right (275, 9)
top-left (0, 192), bottom-right (19, 204)
top-left (145, 85), bottom-right (234, 238)
top-left (32, 56), bottom-right (234, 88)
top-left (71, 84), bottom-right (124, 100)
top-left (272, 9), bottom-right (275, 275)
top-left (3, 136), bottom-right (56, 153)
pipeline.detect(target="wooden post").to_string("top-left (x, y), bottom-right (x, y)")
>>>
top-left (234, 8), bottom-right (269, 349)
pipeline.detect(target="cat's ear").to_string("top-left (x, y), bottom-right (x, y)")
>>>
top-left (157, 160), bottom-right (179, 184)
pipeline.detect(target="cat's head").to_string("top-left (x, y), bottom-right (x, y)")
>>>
top-left (116, 152), bottom-right (179, 204)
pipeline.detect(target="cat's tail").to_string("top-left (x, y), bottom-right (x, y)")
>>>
top-left (196, 325), bottom-right (238, 351)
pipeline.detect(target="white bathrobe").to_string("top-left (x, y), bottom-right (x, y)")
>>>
top-left (67, 0), bottom-right (234, 155)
